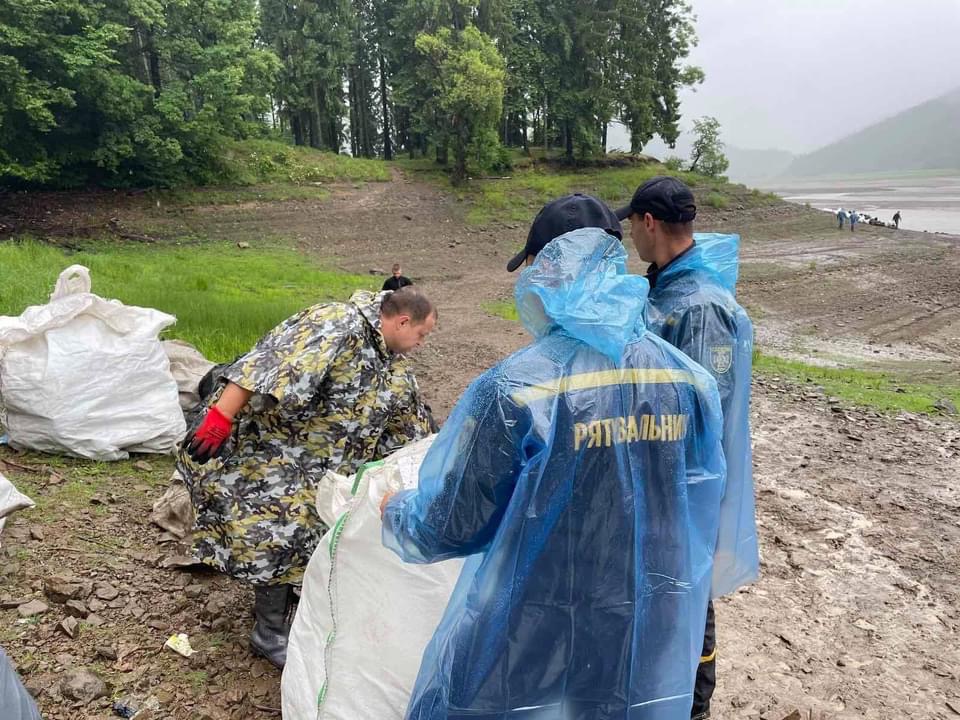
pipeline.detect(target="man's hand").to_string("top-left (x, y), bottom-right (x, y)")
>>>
top-left (380, 491), bottom-right (397, 519)
top-left (186, 406), bottom-right (234, 464)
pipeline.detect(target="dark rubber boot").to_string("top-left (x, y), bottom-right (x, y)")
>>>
top-left (249, 585), bottom-right (293, 669)
top-left (691, 601), bottom-right (716, 719)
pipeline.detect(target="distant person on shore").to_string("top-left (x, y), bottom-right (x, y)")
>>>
top-left (382, 263), bottom-right (414, 292)
top-left (837, 208), bottom-right (846, 229)
top-left (893, 211), bottom-right (902, 229)
top-left (849, 210), bottom-right (859, 232)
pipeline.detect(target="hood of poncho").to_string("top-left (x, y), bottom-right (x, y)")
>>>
top-left (514, 227), bottom-right (649, 360)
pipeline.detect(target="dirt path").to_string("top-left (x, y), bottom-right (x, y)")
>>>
top-left (2, 173), bottom-right (959, 719)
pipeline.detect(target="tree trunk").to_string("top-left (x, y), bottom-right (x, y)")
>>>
top-left (396, 105), bottom-right (414, 158)
top-left (310, 84), bottom-right (323, 150)
top-left (379, 52), bottom-right (392, 160)
top-left (544, 106), bottom-right (550, 152)
top-left (306, 110), bottom-right (319, 149)
top-left (133, 28), bottom-right (151, 84)
top-left (452, 135), bottom-right (468, 185)
top-left (329, 118), bottom-right (340, 153)
top-left (347, 68), bottom-right (356, 155)
top-left (521, 110), bottom-right (529, 154)
top-left (451, 1), bottom-right (467, 31)
top-left (291, 114), bottom-right (304, 146)
top-left (148, 50), bottom-right (162, 97)
top-left (689, 151), bottom-right (701, 172)
top-left (435, 139), bottom-right (448, 165)
top-left (565, 120), bottom-right (574, 161)
top-left (360, 69), bottom-right (374, 157)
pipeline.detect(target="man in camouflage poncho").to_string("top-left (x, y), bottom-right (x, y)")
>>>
top-left (177, 287), bottom-right (437, 668)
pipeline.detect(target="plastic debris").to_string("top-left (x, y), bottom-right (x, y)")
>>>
top-left (112, 700), bottom-right (137, 718)
top-left (163, 633), bottom-right (196, 658)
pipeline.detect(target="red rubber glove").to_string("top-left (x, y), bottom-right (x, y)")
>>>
top-left (186, 406), bottom-right (234, 464)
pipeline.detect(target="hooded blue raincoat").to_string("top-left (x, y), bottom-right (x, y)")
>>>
top-left (645, 233), bottom-right (759, 598)
top-left (383, 228), bottom-right (727, 720)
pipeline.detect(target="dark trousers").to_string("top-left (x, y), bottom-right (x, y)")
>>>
top-left (690, 601), bottom-right (716, 718)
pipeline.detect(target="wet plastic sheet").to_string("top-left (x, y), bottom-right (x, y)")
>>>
top-left (282, 436), bottom-right (465, 720)
top-left (0, 471), bottom-right (35, 548)
top-left (645, 233), bottom-right (760, 597)
top-left (383, 228), bottom-right (726, 720)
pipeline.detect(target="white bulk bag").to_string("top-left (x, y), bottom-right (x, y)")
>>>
top-left (0, 265), bottom-right (185, 460)
top-left (162, 339), bottom-right (215, 411)
top-left (0, 471), bottom-right (35, 548)
top-left (282, 436), bottom-right (465, 720)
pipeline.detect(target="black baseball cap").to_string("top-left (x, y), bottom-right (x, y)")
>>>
top-left (506, 193), bottom-right (622, 272)
top-left (615, 176), bottom-right (697, 223)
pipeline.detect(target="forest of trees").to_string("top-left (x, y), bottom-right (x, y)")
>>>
top-left (0, 0), bottom-right (703, 188)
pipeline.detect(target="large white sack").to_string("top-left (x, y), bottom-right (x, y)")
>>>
top-left (162, 339), bottom-right (215, 411)
top-left (282, 435), bottom-right (465, 720)
top-left (0, 265), bottom-right (185, 460)
top-left (0, 471), bottom-right (35, 548)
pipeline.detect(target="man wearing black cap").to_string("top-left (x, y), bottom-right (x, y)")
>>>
top-left (614, 175), bottom-right (699, 285)
top-left (505, 192), bottom-right (623, 271)
top-left (383, 193), bottom-right (727, 720)
top-left (617, 176), bottom-right (760, 720)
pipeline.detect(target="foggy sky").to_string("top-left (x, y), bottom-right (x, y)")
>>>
top-left (637, 0), bottom-right (960, 154)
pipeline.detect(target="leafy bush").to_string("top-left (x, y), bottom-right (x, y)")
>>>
top-left (705, 192), bottom-right (729, 210)
top-left (664, 156), bottom-right (686, 171)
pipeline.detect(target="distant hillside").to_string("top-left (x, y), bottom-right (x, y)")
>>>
top-left (785, 87), bottom-right (960, 177)
top-left (725, 146), bottom-right (796, 182)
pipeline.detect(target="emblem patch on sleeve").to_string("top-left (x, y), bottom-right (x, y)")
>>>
top-left (709, 345), bottom-right (733, 374)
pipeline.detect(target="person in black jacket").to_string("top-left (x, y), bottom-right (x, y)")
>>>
top-left (383, 263), bottom-right (413, 292)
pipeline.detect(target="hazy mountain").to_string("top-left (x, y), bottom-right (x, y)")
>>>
top-left (785, 87), bottom-right (960, 177)
top-left (724, 146), bottom-right (796, 182)
top-left (607, 122), bottom-right (794, 184)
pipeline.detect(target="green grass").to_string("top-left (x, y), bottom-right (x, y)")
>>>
top-left (185, 670), bottom-right (210, 690)
top-left (0, 240), bottom-right (379, 361)
top-left (705, 192), bottom-right (729, 210)
top-left (482, 300), bottom-right (519, 322)
top-left (221, 139), bottom-right (390, 185)
top-left (396, 155), bottom-right (773, 225)
top-left (149, 138), bottom-right (390, 205)
top-left (753, 351), bottom-right (960, 414)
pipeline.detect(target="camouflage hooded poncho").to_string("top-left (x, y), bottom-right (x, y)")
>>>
top-left (177, 291), bottom-right (433, 585)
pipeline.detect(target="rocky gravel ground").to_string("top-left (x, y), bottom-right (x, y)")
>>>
top-left (2, 172), bottom-right (959, 719)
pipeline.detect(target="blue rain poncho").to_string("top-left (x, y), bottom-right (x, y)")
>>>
top-left (383, 228), bottom-right (727, 719)
top-left (645, 233), bottom-right (759, 598)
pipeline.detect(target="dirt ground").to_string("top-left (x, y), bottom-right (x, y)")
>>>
top-left (1, 173), bottom-right (959, 719)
